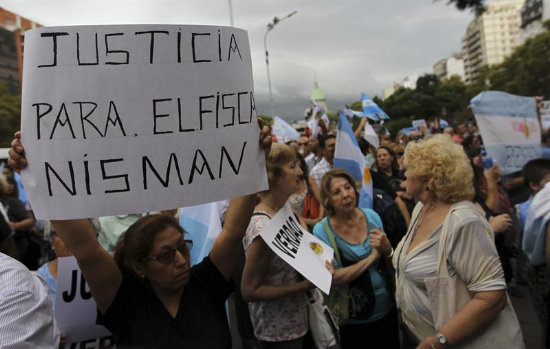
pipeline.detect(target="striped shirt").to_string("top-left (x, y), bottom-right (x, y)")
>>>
top-left (0, 253), bottom-right (59, 349)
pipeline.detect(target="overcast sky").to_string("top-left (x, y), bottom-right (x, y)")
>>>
top-left (2, 0), bottom-right (474, 121)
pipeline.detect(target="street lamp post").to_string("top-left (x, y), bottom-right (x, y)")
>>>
top-left (264, 10), bottom-right (297, 117)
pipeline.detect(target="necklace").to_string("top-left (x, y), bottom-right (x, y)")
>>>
top-left (412, 203), bottom-right (437, 238)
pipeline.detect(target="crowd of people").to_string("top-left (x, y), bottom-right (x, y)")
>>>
top-left (1, 113), bottom-right (549, 349)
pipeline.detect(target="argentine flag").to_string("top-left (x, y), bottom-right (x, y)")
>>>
top-left (272, 116), bottom-right (300, 143)
top-left (334, 112), bottom-right (373, 208)
top-left (362, 93), bottom-right (390, 121)
top-left (179, 201), bottom-right (226, 266)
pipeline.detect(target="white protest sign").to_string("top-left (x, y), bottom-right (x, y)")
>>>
top-left (20, 25), bottom-right (268, 219)
top-left (471, 91), bottom-right (541, 175)
top-left (259, 204), bottom-right (333, 294)
top-left (412, 119), bottom-right (427, 129)
top-left (55, 257), bottom-right (114, 347)
top-left (541, 101), bottom-right (550, 131)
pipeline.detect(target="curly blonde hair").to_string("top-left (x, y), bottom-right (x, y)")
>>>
top-left (403, 134), bottom-right (474, 203)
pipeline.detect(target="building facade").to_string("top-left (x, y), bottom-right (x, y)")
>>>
top-left (0, 8), bottom-right (41, 93)
top-left (433, 53), bottom-right (466, 81)
top-left (520, 0), bottom-right (550, 41)
top-left (462, 0), bottom-right (525, 85)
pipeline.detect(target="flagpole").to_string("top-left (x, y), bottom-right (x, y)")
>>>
top-left (264, 11), bottom-right (297, 117)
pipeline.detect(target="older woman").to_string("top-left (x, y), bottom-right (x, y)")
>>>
top-left (241, 143), bottom-right (314, 348)
top-left (392, 134), bottom-right (523, 349)
top-left (8, 125), bottom-right (272, 349)
top-left (313, 168), bottom-right (399, 349)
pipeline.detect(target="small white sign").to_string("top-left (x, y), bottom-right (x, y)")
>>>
top-left (55, 257), bottom-right (114, 346)
top-left (260, 204), bottom-right (333, 294)
top-left (20, 25), bottom-right (268, 219)
top-left (412, 119), bottom-right (427, 129)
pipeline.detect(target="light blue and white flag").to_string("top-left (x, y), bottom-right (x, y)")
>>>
top-left (362, 93), bottom-right (390, 121)
top-left (272, 116), bottom-right (300, 143)
top-left (471, 91), bottom-right (541, 175)
top-left (400, 126), bottom-right (418, 135)
top-left (179, 201), bottom-right (226, 266)
top-left (334, 112), bottom-right (373, 208)
top-left (439, 118), bottom-right (449, 128)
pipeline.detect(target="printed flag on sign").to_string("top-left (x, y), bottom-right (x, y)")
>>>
top-left (334, 112), bottom-right (373, 208)
top-left (471, 91), bottom-right (541, 175)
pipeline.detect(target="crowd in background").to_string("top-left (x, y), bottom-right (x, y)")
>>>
top-left (1, 114), bottom-right (550, 349)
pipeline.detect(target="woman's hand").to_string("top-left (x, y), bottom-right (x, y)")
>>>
top-left (370, 229), bottom-right (392, 256)
top-left (489, 213), bottom-right (512, 234)
top-left (8, 131), bottom-right (26, 172)
top-left (417, 335), bottom-right (443, 349)
top-left (258, 118), bottom-right (272, 161)
top-left (483, 163), bottom-right (500, 183)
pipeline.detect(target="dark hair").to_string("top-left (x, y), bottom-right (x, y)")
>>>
top-left (296, 151), bottom-right (308, 178)
top-left (113, 214), bottom-right (185, 278)
top-left (357, 137), bottom-right (370, 156)
top-left (542, 132), bottom-right (550, 144)
top-left (318, 133), bottom-right (336, 149)
top-left (375, 146), bottom-right (399, 173)
top-left (522, 158), bottom-right (550, 188)
top-left (319, 169), bottom-right (359, 216)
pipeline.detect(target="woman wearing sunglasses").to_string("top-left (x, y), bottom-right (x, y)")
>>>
top-left (8, 123), bottom-right (272, 349)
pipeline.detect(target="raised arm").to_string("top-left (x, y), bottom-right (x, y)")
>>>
top-left (241, 237), bottom-right (313, 302)
top-left (208, 120), bottom-right (272, 281)
top-left (9, 132), bottom-right (121, 313)
top-left (51, 219), bottom-right (122, 313)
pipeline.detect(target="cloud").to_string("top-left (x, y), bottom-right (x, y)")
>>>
top-left (3, 0), bottom-right (473, 120)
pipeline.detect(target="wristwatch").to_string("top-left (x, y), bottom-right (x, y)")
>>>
top-left (437, 332), bottom-right (449, 348)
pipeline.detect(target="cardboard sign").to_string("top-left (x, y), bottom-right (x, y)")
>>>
top-left (20, 25), bottom-right (268, 219)
top-left (541, 101), bottom-right (550, 131)
top-left (471, 91), bottom-right (541, 175)
top-left (55, 257), bottom-right (114, 347)
top-left (259, 204), bottom-right (333, 294)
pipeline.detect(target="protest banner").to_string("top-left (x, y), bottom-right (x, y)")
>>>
top-left (471, 91), bottom-right (541, 175)
top-left (19, 25), bottom-right (268, 219)
top-left (541, 100), bottom-right (550, 131)
top-left (259, 204), bottom-right (333, 294)
top-left (55, 257), bottom-right (115, 348)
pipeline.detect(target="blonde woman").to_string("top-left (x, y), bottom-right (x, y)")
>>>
top-left (389, 134), bottom-right (523, 349)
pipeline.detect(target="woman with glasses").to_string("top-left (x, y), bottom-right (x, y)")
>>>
top-left (241, 143), bottom-right (315, 349)
top-left (7, 123), bottom-right (272, 349)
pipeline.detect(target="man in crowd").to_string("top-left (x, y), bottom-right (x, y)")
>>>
top-left (310, 134), bottom-right (336, 186)
top-left (305, 136), bottom-right (323, 171)
top-left (0, 208), bottom-right (59, 348)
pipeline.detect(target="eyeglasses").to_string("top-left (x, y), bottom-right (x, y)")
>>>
top-left (142, 239), bottom-right (193, 264)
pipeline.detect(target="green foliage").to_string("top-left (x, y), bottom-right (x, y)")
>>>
top-left (0, 82), bottom-right (21, 147)
top-left (442, 0), bottom-right (485, 14)
top-left (473, 29), bottom-right (550, 98)
top-left (384, 117), bottom-right (414, 136)
top-left (257, 114), bottom-right (273, 127)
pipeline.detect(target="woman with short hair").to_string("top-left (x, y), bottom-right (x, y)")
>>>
top-left (313, 168), bottom-right (399, 349)
top-left (392, 134), bottom-right (523, 348)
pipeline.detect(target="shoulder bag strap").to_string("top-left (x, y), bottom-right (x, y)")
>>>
top-left (435, 204), bottom-right (474, 277)
top-left (321, 219), bottom-right (343, 267)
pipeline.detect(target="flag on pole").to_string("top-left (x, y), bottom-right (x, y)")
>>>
top-left (179, 201), bottom-right (226, 266)
top-left (272, 116), bottom-right (300, 143)
top-left (362, 93), bottom-right (390, 120)
top-left (439, 119), bottom-right (449, 128)
top-left (334, 112), bottom-right (373, 208)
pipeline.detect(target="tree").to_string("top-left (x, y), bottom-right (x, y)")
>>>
top-left (442, 0), bottom-right (485, 14)
top-left (257, 114), bottom-right (273, 127)
top-left (0, 82), bottom-right (21, 147)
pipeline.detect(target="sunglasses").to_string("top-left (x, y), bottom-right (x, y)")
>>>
top-left (298, 142), bottom-right (309, 146)
top-left (143, 239), bottom-right (193, 265)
